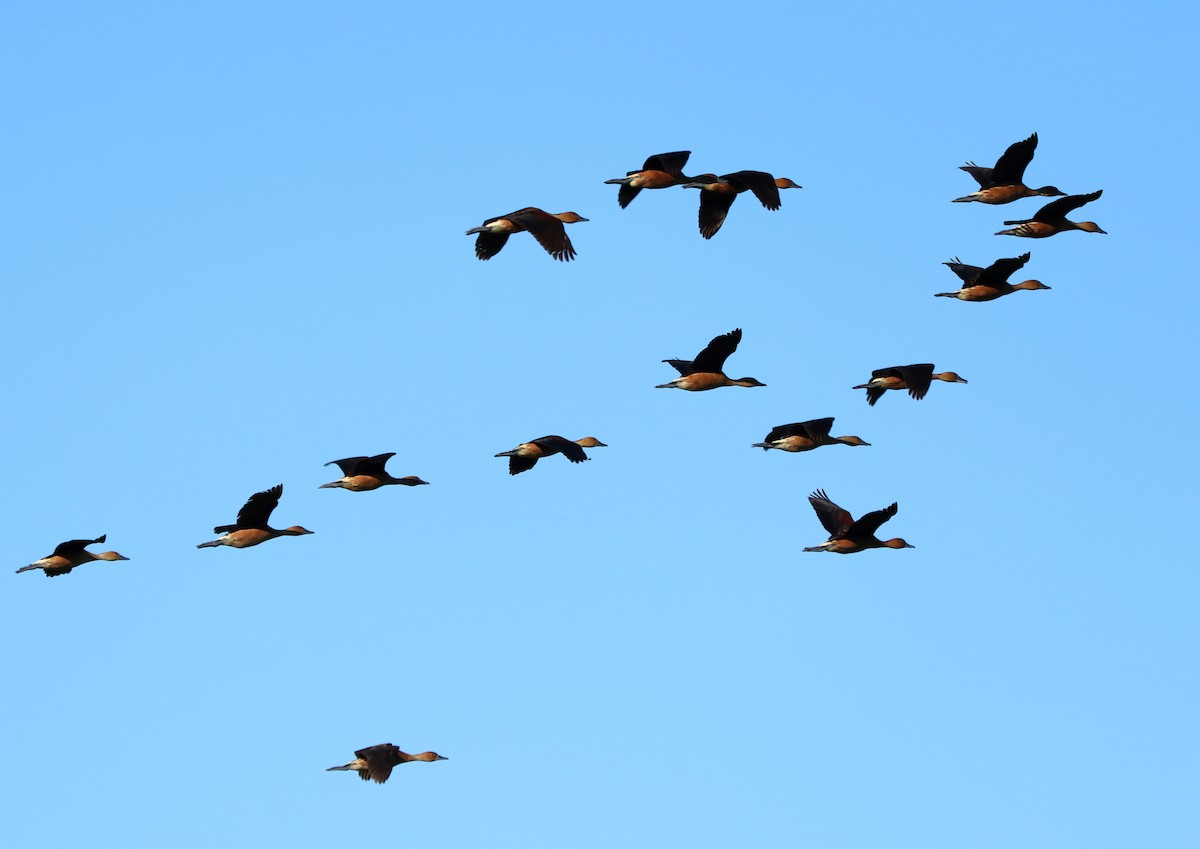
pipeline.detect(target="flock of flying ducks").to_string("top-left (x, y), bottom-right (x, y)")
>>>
top-left (19, 134), bottom-right (1105, 784)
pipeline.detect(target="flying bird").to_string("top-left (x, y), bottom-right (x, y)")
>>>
top-left (802, 489), bottom-right (915, 554)
top-left (995, 190), bottom-right (1106, 238)
top-left (604, 151), bottom-right (698, 208)
top-left (656, 328), bottom-right (766, 391)
top-left (752, 418), bottom-right (870, 452)
top-left (16, 535), bottom-right (129, 577)
top-left (320, 453), bottom-right (429, 491)
top-left (326, 744), bottom-right (447, 784)
top-left (680, 170), bottom-right (802, 238)
top-left (196, 484), bottom-right (314, 549)
top-left (494, 436), bottom-right (606, 476)
top-left (953, 132), bottom-right (1065, 204)
top-left (853, 364), bottom-right (967, 406)
top-left (936, 253), bottom-right (1051, 301)
top-left (466, 207), bottom-right (588, 261)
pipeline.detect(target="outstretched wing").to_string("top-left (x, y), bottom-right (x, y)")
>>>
top-left (799, 417), bottom-right (834, 441)
top-left (691, 328), bottom-right (742, 374)
top-left (644, 150), bottom-right (691, 176)
top-left (991, 132), bottom-right (1038, 185)
top-left (236, 484), bottom-right (282, 529)
top-left (697, 190), bottom-right (738, 239)
top-left (959, 162), bottom-right (994, 188)
top-left (1033, 190), bottom-right (1102, 223)
top-left (325, 456), bottom-right (369, 476)
top-left (898, 364), bottom-right (936, 400)
top-left (943, 257), bottom-right (983, 284)
top-left (847, 502), bottom-right (898, 539)
top-left (723, 171), bottom-right (782, 210)
top-left (510, 211), bottom-right (577, 262)
top-left (474, 231), bottom-right (510, 260)
top-left (808, 490), bottom-right (854, 538)
top-left (976, 253), bottom-right (1031, 287)
top-left (51, 535), bottom-right (104, 557)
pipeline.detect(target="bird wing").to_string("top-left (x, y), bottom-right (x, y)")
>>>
top-left (697, 189), bottom-right (738, 239)
top-left (510, 211), bottom-right (577, 261)
top-left (325, 456), bottom-right (369, 476)
top-left (356, 744), bottom-right (400, 784)
top-left (723, 171), bottom-right (782, 210)
top-left (508, 455), bottom-right (539, 475)
top-left (236, 484), bottom-right (282, 528)
top-left (51, 535), bottom-right (104, 557)
top-left (691, 328), bottom-right (742, 374)
top-left (847, 502), bottom-right (898, 539)
top-left (943, 257), bottom-right (983, 284)
top-left (976, 253), bottom-right (1031, 287)
top-left (1033, 190), bottom-right (1102, 223)
top-left (799, 417), bottom-right (835, 441)
top-left (959, 163), bottom-right (995, 188)
top-left (808, 490), bottom-right (854, 538)
top-left (991, 132), bottom-right (1038, 185)
top-left (898, 364), bottom-right (936, 400)
top-left (475, 231), bottom-right (511, 260)
top-left (763, 422), bottom-right (809, 442)
top-left (662, 358), bottom-right (694, 376)
top-left (644, 150), bottom-right (691, 176)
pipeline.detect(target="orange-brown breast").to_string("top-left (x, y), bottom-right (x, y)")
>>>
top-left (342, 475), bottom-right (383, 491)
top-left (776, 436), bottom-right (817, 452)
top-left (225, 528), bottom-right (272, 548)
top-left (977, 185), bottom-right (1030, 204)
top-left (631, 170), bottom-right (679, 189)
top-left (677, 372), bottom-right (730, 391)
top-left (827, 539), bottom-right (865, 554)
top-left (960, 286), bottom-right (1004, 301)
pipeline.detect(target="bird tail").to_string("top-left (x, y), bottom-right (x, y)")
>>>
top-left (464, 226), bottom-right (486, 235)
top-left (934, 292), bottom-right (956, 297)
top-left (196, 539), bottom-right (222, 549)
top-left (326, 763), bottom-right (353, 772)
top-left (15, 564), bottom-right (40, 574)
top-left (950, 194), bottom-right (976, 203)
top-left (751, 442), bottom-right (772, 451)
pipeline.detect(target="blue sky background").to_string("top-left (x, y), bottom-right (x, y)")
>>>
top-left (4, 2), bottom-right (1197, 847)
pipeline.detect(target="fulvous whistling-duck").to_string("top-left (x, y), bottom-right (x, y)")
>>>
top-left (196, 484), bottom-right (313, 549)
top-left (853, 364), bottom-right (967, 406)
top-left (465, 208), bottom-right (589, 262)
top-left (320, 453), bottom-right (429, 491)
top-left (752, 417), bottom-right (870, 452)
top-left (680, 170), bottom-right (802, 238)
top-left (494, 436), bottom-right (606, 476)
top-left (953, 132), bottom-right (1065, 204)
top-left (16, 534), bottom-right (129, 577)
top-left (656, 328), bottom-right (766, 391)
top-left (936, 252), bottom-right (1050, 301)
top-left (803, 489), bottom-right (914, 554)
top-left (995, 190), bottom-right (1106, 238)
top-left (605, 151), bottom-right (697, 208)
top-left (327, 744), bottom-right (447, 784)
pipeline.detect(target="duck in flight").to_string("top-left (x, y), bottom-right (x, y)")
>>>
top-left (995, 190), bottom-right (1106, 238)
top-left (680, 170), bottom-right (801, 238)
top-left (936, 252), bottom-right (1050, 301)
top-left (656, 328), bottom-right (766, 391)
top-left (466, 208), bottom-right (588, 261)
top-left (326, 744), bottom-right (447, 784)
top-left (494, 436), bottom-right (607, 476)
top-left (752, 417), bottom-right (870, 452)
top-left (320, 453), bottom-right (429, 491)
top-left (853, 364), bottom-right (967, 406)
top-left (16, 534), bottom-right (129, 577)
top-left (604, 151), bottom-right (698, 208)
top-left (953, 132), bottom-right (1064, 204)
top-left (196, 484), bottom-right (313, 549)
top-left (802, 489), bottom-right (915, 554)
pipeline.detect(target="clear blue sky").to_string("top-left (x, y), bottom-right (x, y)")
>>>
top-left (4, 3), bottom-right (1197, 847)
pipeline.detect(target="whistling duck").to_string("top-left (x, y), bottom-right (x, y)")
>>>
top-left (680, 171), bottom-right (802, 238)
top-left (954, 132), bottom-right (1065, 204)
top-left (465, 208), bottom-right (588, 261)
top-left (605, 151), bottom-right (697, 208)
top-left (16, 534), bottom-right (129, 577)
top-left (936, 252), bottom-right (1050, 301)
top-left (320, 453), bottom-right (429, 491)
top-left (327, 744), bottom-right (447, 784)
top-left (853, 364), bottom-right (967, 406)
top-left (995, 190), bottom-right (1106, 238)
top-left (803, 489), bottom-right (914, 554)
top-left (752, 417), bottom-right (870, 452)
top-left (196, 484), bottom-right (313, 549)
top-left (657, 328), bottom-right (766, 391)
top-left (494, 436), bottom-right (606, 476)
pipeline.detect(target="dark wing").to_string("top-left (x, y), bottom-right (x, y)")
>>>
top-left (51, 535), bottom-right (104, 557)
top-left (846, 502), bottom-right (898, 539)
top-left (799, 417), bottom-right (834, 441)
top-left (763, 422), bottom-right (810, 442)
top-left (976, 253), bottom-right (1030, 287)
top-left (236, 484), bottom-right (282, 529)
top-left (511, 212), bottom-right (577, 262)
top-left (1033, 190), bottom-right (1102, 222)
top-left (898, 364), bottom-right (936, 400)
top-left (697, 190), bottom-right (738, 239)
top-left (722, 171), bottom-right (782, 210)
top-left (870, 366), bottom-right (905, 380)
top-left (662, 358), bottom-right (694, 376)
top-left (475, 231), bottom-right (510, 260)
top-left (530, 436), bottom-right (588, 464)
top-left (690, 328), bottom-right (742, 374)
top-left (990, 132), bottom-right (1038, 185)
top-left (959, 163), bottom-right (995, 188)
top-left (644, 151), bottom-right (691, 176)
top-left (361, 453), bottom-right (396, 475)
top-left (508, 455), bottom-right (539, 475)
top-left (943, 257), bottom-right (983, 284)
top-left (356, 744), bottom-right (401, 784)
top-left (808, 490), bottom-right (854, 538)
top-left (617, 184), bottom-right (641, 209)
top-left (325, 456), bottom-right (369, 476)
